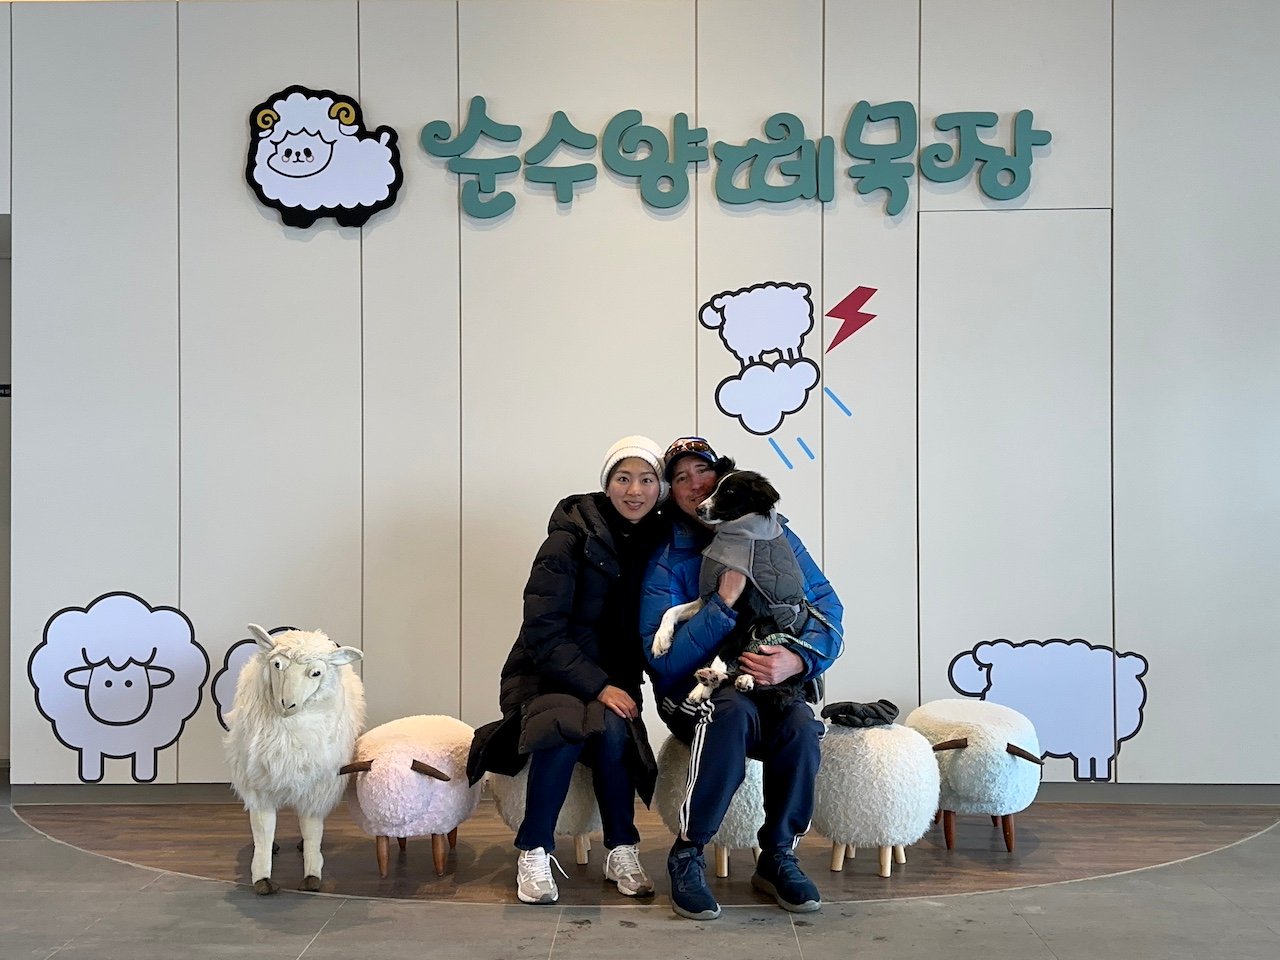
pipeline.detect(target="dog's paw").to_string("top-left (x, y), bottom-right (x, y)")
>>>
top-left (734, 674), bottom-right (755, 692)
top-left (651, 626), bottom-right (674, 658)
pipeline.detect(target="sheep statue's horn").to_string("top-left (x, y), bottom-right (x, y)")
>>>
top-left (1006, 743), bottom-right (1044, 765)
top-left (339, 760), bottom-right (373, 776)
top-left (410, 760), bottom-right (451, 782)
top-left (932, 737), bottom-right (969, 751)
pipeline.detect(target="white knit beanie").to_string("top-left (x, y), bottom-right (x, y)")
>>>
top-left (600, 435), bottom-right (669, 502)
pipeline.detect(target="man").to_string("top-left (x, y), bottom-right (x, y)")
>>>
top-left (640, 437), bottom-right (844, 920)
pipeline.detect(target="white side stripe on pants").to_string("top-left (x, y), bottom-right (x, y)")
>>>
top-left (678, 700), bottom-right (714, 840)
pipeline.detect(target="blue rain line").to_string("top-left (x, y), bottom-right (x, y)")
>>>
top-left (796, 436), bottom-right (816, 460)
top-left (824, 386), bottom-right (852, 417)
top-left (768, 437), bottom-right (795, 470)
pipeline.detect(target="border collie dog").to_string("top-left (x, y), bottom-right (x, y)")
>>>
top-left (651, 457), bottom-right (811, 705)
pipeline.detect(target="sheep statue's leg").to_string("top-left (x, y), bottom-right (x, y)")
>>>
top-left (249, 807), bottom-right (280, 895)
top-left (432, 834), bottom-right (448, 876)
top-left (714, 845), bottom-right (729, 878)
top-left (942, 810), bottom-right (956, 850)
top-left (398, 836), bottom-right (407, 851)
top-left (847, 843), bottom-right (857, 859)
top-left (297, 814), bottom-right (325, 891)
top-left (830, 843), bottom-right (846, 872)
top-left (752, 846), bottom-right (761, 863)
top-left (574, 835), bottom-right (590, 865)
top-left (991, 815), bottom-right (1001, 826)
top-left (878, 846), bottom-right (892, 878)
top-left (1002, 814), bottom-right (1016, 852)
top-left (447, 827), bottom-right (458, 849)
top-left (893, 844), bottom-right (906, 864)
top-left (376, 836), bottom-right (390, 878)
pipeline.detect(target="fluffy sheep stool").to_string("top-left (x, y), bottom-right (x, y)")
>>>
top-left (905, 699), bottom-right (1043, 852)
top-left (654, 736), bottom-right (764, 878)
top-left (488, 763), bottom-right (601, 865)
top-left (812, 723), bottom-right (940, 878)
top-left (341, 715), bottom-right (481, 877)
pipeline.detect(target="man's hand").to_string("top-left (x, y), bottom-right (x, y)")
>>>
top-left (597, 684), bottom-right (639, 720)
top-left (717, 569), bottom-right (747, 607)
top-left (738, 645), bottom-right (805, 686)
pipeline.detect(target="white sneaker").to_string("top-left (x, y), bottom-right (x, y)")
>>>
top-left (604, 844), bottom-right (655, 897)
top-left (516, 847), bottom-right (565, 904)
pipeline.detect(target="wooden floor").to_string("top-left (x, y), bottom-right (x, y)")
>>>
top-left (15, 799), bottom-right (1279, 905)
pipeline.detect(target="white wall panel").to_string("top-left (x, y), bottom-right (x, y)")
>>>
top-left (358, 1), bottom-right (462, 728)
top-left (696, 0), bottom-right (825, 553)
top-left (10, 2), bottom-right (178, 783)
top-left (919, 209), bottom-right (1111, 782)
top-left (821, 0), bottom-right (920, 711)
top-left (1114, 0), bottom-right (1280, 783)
top-left (0, 6), bottom-right (11, 214)
top-left (920, 0), bottom-right (1110, 211)
top-left (177, 0), bottom-right (362, 780)
top-left (456, 0), bottom-right (696, 725)
top-left (1, 259), bottom-right (11, 760)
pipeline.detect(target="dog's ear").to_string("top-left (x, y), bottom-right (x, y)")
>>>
top-left (755, 475), bottom-right (781, 509)
top-left (712, 456), bottom-right (736, 475)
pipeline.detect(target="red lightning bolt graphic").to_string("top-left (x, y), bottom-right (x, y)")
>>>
top-left (825, 286), bottom-right (879, 353)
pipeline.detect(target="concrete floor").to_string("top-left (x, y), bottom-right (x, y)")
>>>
top-left (3, 772), bottom-right (1279, 960)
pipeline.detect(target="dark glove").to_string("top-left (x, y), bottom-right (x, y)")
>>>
top-left (821, 698), bottom-right (899, 728)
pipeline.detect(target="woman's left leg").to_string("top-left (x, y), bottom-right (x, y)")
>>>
top-left (582, 711), bottom-right (653, 897)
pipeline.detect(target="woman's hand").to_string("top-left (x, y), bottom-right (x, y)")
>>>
top-left (597, 684), bottom-right (639, 720)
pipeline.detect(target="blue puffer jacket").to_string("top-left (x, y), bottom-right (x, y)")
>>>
top-left (639, 515), bottom-right (844, 702)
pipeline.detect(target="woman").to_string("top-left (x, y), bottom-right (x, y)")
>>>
top-left (467, 436), bottom-right (670, 905)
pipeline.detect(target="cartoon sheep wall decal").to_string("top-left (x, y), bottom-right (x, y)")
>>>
top-left (246, 85), bottom-right (403, 228)
top-left (948, 639), bottom-right (1149, 782)
top-left (28, 592), bottom-right (209, 783)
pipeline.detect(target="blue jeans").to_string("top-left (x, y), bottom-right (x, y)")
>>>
top-left (515, 709), bottom-right (641, 853)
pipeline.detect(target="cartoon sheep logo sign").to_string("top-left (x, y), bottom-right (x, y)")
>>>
top-left (28, 592), bottom-right (210, 783)
top-left (211, 624), bottom-right (299, 731)
top-left (246, 85), bottom-right (403, 228)
top-left (948, 639), bottom-right (1149, 782)
top-left (699, 281), bottom-right (821, 435)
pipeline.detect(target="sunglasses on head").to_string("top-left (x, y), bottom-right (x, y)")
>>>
top-left (664, 437), bottom-right (714, 460)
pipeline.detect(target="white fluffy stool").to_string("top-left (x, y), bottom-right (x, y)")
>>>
top-left (904, 698), bottom-right (1043, 852)
top-left (812, 723), bottom-right (940, 877)
top-left (487, 762), bottom-right (602, 864)
top-left (654, 735), bottom-right (764, 877)
top-left (343, 714), bottom-right (481, 877)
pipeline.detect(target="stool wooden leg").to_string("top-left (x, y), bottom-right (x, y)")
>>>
top-left (447, 827), bottom-right (458, 849)
top-left (847, 843), bottom-right (857, 858)
top-left (1002, 813), bottom-right (1016, 852)
top-left (991, 815), bottom-right (1001, 826)
top-left (431, 834), bottom-right (447, 875)
top-left (934, 809), bottom-right (942, 826)
top-left (714, 845), bottom-right (730, 878)
top-left (375, 835), bottom-right (390, 878)
top-left (830, 842), bottom-right (846, 872)
top-left (752, 846), bottom-right (761, 863)
top-left (397, 836), bottom-right (407, 851)
top-left (943, 810), bottom-right (956, 849)
top-left (574, 835), bottom-right (590, 865)
top-left (878, 846), bottom-right (892, 877)
top-left (893, 844), bottom-right (906, 864)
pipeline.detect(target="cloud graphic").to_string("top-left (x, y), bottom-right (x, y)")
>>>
top-left (715, 358), bottom-right (820, 435)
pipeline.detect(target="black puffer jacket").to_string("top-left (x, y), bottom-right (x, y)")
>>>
top-left (468, 492), bottom-right (667, 790)
top-left (497, 492), bottom-right (665, 714)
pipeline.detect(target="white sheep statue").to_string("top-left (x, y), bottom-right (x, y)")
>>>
top-left (223, 623), bottom-right (365, 894)
top-left (340, 714), bottom-right (481, 877)
top-left (654, 735), bottom-right (764, 877)
top-left (488, 762), bottom-right (602, 865)
top-left (812, 723), bottom-right (940, 877)
top-left (905, 698), bottom-right (1043, 852)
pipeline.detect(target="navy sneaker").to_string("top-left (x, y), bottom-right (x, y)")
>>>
top-left (667, 843), bottom-right (721, 920)
top-left (751, 847), bottom-right (822, 913)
